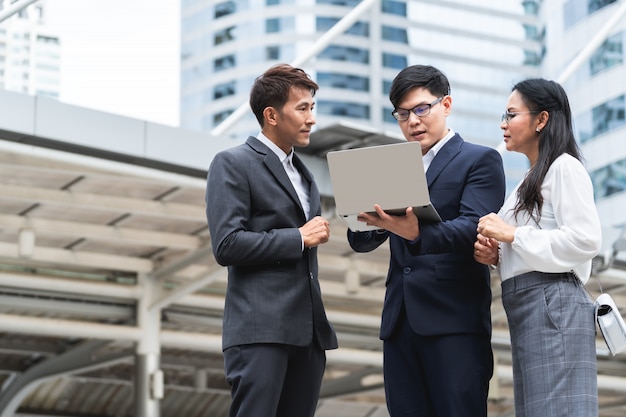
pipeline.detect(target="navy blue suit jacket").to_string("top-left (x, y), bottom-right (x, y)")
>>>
top-left (348, 134), bottom-right (505, 340)
top-left (206, 137), bottom-right (338, 351)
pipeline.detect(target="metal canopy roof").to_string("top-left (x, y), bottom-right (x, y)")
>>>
top-left (0, 110), bottom-right (625, 417)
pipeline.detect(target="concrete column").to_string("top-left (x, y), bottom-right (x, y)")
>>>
top-left (135, 273), bottom-right (162, 417)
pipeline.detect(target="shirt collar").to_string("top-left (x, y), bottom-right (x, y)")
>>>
top-left (257, 131), bottom-right (292, 163)
top-left (429, 128), bottom-right (455, 156)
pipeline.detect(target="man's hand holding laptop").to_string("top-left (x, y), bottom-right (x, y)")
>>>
top-left (357, 204), bottom-right (420, 241)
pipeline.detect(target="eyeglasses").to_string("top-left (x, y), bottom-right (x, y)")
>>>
top-left (392, 96), bottom-right (444, 121)
top-left (501, 110), bottom-right (540, 125)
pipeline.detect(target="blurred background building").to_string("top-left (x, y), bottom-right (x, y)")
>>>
top-left (546, 0), bottom-right (626, 259)
top-left (0, 0), bottom-right (59, 98)
top-left (181, 0), bottom-right (538, 191)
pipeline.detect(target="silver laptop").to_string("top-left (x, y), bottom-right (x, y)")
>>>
top-left (326, 141), bottom-right (441, 232)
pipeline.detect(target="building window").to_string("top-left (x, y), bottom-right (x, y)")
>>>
top-left (316, 0), bottom-right (361, 6)
top-left (266, 45), bottom-right (280, 60)
top-left (522, 0), bottom-right (540, 15)
top-left (266, 17), bottom-right (294, 33)
top-left (36, 35), bottom-right (59, 44)
top-left (589, 0), bottom-right (618, 14)
top-left (577, 95), bottom-right (626, 143)
top-left (215, 1), bottom-right (236, 18)
top-left (213, 109), bottom-right (234, 126)
top-left (317, 72), bottom-right (369, 91)
top-left (382, 0), bottom-right (406, 17)
top-left (592, 95), bottom-right (626, 137)
top-left (524, 48), bottom-right (545, 66)
top-left (214, 55), bottom-right (236, 72)
top-left (318, 100), bottom-right (370, 119)
top-left (319, 45), bottom-right (369, 64)
top-left (382, 52), bottom-right (406, 69)
top-left (590, 32), bottom-right (623, 75)
top-left (214, 27), bottom-right (236, 46)
top-left (266, 18), bottom-right (280, 33)
top-left (590, 158), bottom-right (626, 199)
top-left (383, 107), bottom-right (396, 123)
top-left (317, 17), bottom-right (369, 37)
top-left (382, 25), bottom-right (407, 43)
top-left (214, 81), bottom-right (236, 99)
top-left (564, 0), bottom-right (617, 28)
top-left (382, 79), bottom-right (392, 96)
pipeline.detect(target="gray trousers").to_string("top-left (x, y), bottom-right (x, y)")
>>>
top-left (502, 271), bottom-right (598, 417)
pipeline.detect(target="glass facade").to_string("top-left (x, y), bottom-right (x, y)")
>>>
top-left (590, 32), bottom-right (623, 75)
top-left (591, 159), bottom-right (626, 199)
top-left (317, 72), bottom-right (369, 92)
top-left (180, 0), bottom-right (531, 156)
top-left (564, 0), bottom-right (617, 28)
top-left (577, 95), bottom-right (626, 144)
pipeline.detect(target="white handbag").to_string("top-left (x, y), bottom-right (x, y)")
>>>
top-left (595, 292), bottom-right (626, 356)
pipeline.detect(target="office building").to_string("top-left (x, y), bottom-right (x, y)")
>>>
top-left (543, 0), bottom-right (626, 260)
top-left (181, 0), bottom-right (536, 173)
top-left (0, 0), bottom-right (60, 98)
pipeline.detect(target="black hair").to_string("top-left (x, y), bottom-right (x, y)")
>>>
top-left (389, 65), bottom-right (451, 108)
top-left (249, 63), bottom-right (318, 127)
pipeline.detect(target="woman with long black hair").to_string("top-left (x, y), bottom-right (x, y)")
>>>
top-left (474, 78), bottom-right (602, 417)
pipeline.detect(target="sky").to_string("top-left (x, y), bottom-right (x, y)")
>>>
top-left (44, 0), bottom-right (181, 126)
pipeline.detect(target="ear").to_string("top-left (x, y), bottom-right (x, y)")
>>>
top-left (537, 110), bottom-right (549, 131)
top-left (441, 95), bottom-right (453, 117)
top-left (263, 106), bottom-right (279, 126)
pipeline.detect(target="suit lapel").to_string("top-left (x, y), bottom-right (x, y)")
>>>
top-left (247, 137), bottom-right (308, 219)
top-left (426, 134), bottom-right (463, 186)
top-left (293, 153), bottom-right (320, 218)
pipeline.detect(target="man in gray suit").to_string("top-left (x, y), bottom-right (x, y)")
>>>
top-left (206, 63), bottom-right (338, 417)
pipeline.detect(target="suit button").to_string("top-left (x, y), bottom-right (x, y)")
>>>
top-left (403, 267), bottom-right (411, 275)
top-left (310, 272), bottom-right (314, 280)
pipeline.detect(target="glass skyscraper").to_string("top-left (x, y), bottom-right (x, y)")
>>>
top-left (0, 0), bottom-right (60, 99)
top-left (549, 0), bottom-right (626, 245)
top-left (180, 0), bottom-right (536, 176)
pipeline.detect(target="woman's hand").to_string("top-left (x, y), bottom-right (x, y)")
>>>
top-left (474, 233), bottom-right (499, 266)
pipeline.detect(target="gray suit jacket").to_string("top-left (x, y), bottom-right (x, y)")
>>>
top-left (206, 136), bottom-right (338, 351)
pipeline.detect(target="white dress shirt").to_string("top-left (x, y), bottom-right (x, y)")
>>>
top-left (497, 153), bottom-right (602, 284)
top-left (283, 151), bottom-right (311, 218)
top-left (423, 129), bottom-right (455, 172)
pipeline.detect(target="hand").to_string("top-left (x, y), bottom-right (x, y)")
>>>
top-left (357, 205), bottom-right (419, 241)
top-left (299, 216), bottom-right (330, 248)
top-left (477, 213), bottom-right (516, 243)
top-left (474, 233), bottom-right (499, 265)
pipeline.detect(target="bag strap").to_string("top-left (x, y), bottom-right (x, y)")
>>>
top-left (588, 258), bottom-right (604, 297)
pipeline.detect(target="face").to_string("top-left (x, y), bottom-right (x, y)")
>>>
top-left (394, 87), bottom-right (451, 155)
top-left (501, 90), bottom-right (541, 164)
top-left (264, 86), bottom-right (316, 154)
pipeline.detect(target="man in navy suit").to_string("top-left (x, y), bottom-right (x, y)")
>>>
top-left (348, 65), bottom-right (505, 417)
top-left (206, 64), bottom-right (338, 417)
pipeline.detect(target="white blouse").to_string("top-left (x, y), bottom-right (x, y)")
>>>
top-left (498, 153), bottom-right (602, 284)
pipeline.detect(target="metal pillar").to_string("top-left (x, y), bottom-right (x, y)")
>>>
top-left (135, 273), bottom-right (163, 417)
top-left (0, 0), bottom-right (39, 23)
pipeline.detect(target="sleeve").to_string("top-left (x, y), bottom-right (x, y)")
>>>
top-left (347, 229), bottom-right (388, 253)
top-left (511, 157), bottom-right (602, 272)
top-left (409, 147), bottom-right (505, 255)
top-left (206, 151), bottom-right (303, 267)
